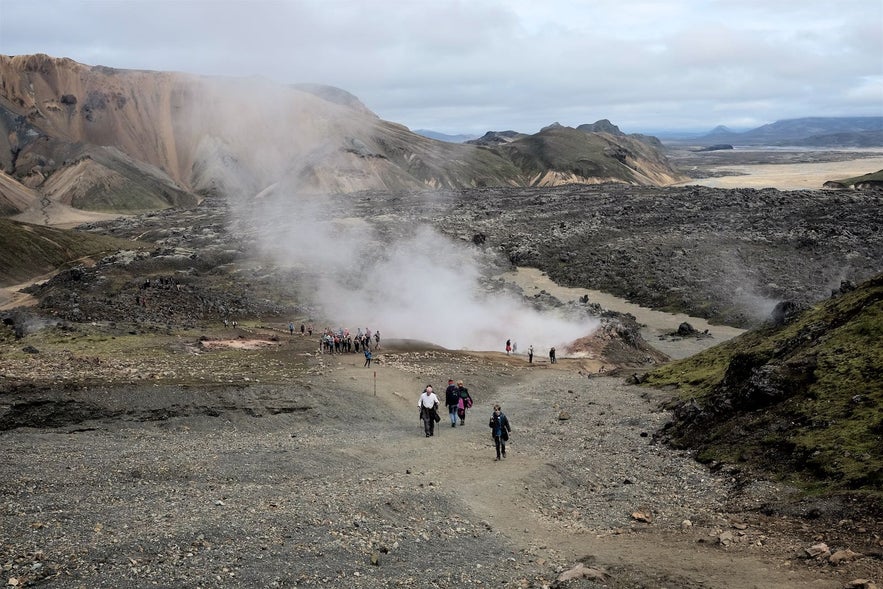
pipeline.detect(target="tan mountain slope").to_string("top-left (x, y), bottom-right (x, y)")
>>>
top-left (1, 54), bottom-right (686, 217)
top-left (0, 169), bottom-right (37, 215)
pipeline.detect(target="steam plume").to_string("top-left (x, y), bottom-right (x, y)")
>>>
top-left (187, 79), bottom-right (598, 351)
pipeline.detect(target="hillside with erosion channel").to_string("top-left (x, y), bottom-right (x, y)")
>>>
top-left (1, 184), bottom-right (881, 588)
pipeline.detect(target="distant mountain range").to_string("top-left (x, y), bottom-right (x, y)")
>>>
top-left (412, 129), bottom-right (478, 143)
top-left (673, 117), bottom-right (883, 147)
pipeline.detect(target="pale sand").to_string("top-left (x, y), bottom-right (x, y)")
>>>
top-left (499, 267), bottom-right (745, 359)
top-left (682, 155), bottom-right (883, 190)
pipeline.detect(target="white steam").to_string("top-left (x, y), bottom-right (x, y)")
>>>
top-left (184, 78), bottom-right (598, 352)
top-left (248, 187), bottom-right (597, 352)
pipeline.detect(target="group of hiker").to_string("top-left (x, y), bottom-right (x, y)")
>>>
top-left (288, 322), bottom-right (314, 336)
top-left (315, 327), bottom-right (381, 356)
top-left (417, 379), bottom-right (512, 461)
top-left (510, 341), bottom-right (556, 364)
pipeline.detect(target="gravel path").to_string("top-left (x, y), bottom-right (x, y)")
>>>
top-left (3, 346), bottom-right (878, 588)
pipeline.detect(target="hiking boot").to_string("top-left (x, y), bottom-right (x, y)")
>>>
top-left (494, 457), bottom-right (501, 461)
top-left (451, 423), bottom-right (456, 428)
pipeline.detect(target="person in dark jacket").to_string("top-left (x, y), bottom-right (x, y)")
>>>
top-left (444, 379), bottom-right (459, 428)
top-left (488, 404), bottom-right (511, 461)
top-left (456, 380), bottom-right (472, 426)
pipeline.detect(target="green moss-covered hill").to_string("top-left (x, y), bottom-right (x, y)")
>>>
top-left (0, 219), bottom-right (138, 286)
top-left (644, 274), bottom-right (882, 498)
top-left (830, 169), bottom-right (883, 187)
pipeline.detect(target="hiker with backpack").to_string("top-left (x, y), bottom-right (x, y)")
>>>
top-left (488, 404), bottom-right (511, 461)
top-left (456, 380), bottom-right (473, 426)
top-left (444, 379), bottom-right (460, 428)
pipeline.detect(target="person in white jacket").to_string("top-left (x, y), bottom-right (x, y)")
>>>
top-left (418, 386), bottom-right (440, 437)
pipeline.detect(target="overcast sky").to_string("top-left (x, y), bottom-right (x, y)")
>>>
top-left (1, 0), bottom-right (881, 135)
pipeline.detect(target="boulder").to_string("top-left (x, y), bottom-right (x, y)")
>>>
top-left (805, 542), bottom-right (831, 559)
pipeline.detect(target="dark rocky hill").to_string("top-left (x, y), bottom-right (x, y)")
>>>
top-left (644, 274), bottom-right (883, 502)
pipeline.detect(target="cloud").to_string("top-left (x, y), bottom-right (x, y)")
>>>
top-left (1, 0), bottom-right (880, 133)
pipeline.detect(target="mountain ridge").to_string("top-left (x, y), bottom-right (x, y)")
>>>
top-left (689, 116), bottom-right (883, 147)
top-left (0, 54), bottom-right (686, 220)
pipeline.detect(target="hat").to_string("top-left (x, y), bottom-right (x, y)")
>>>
top-left (448, 379), bottom-right (454, 383)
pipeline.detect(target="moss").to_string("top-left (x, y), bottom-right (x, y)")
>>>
top-left (832, 169), bottom-right (883, 186)
top-left (645, 274), bottom-right (883, 497)
top-left (0, 219), bottom-right (141, 287)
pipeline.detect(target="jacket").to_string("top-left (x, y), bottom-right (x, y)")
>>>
top-left (489, 412), bottom-right (511, 438)
top-left (445, 384), bottom-right (459, 407)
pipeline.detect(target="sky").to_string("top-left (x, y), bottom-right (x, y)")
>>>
top-left (1, 0), bottom-right (882, 136)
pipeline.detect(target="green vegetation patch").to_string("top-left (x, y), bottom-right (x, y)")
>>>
top-left (645, 274), bottom-right (883, 496)
top-left (829, 168), bottom-right (883, 187)
top-left (0, 219), bottom-right (138, 287)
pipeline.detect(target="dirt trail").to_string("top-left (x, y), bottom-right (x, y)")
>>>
top-left (499, 267), bottom-right (745, 359)
top-left (331, 355), bottom-right (840, 589)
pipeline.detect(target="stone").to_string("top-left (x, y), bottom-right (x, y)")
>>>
top-left (556, 563), bottom-right (608, 583)
top-left (846, 580), bottom-right (877, 589)
top-left (558, 411), bottom-right (571, 421)
top-left (805, 542), bottom-right (830, 558)
top-left (631, 511), bottom-right (652, 523)
top-left (718, 531), bottom-right (735, 546)
top-left (829, 549), bottom-right (861, 565)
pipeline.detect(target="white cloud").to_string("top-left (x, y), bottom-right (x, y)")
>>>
top-left (1, 0), bottom-right (881, 133)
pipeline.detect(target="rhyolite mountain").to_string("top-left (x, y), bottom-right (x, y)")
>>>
top-left (0, 54), bottom-right (686, 219)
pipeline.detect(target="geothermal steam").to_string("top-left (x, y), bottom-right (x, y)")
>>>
top-left (246, 186), bottom-right (598, 352)
top-left (191, 78), bottom-right (597, 351)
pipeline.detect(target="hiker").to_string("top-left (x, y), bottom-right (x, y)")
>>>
top-left (549, 347), bottom-right (556, 364)
top-left (374, 330), bottom-right (381, 349)
top-left (456, 380), bottom-right (473, 426)
top-left (505, 339), bottom-right (511, 355)
top-left (418, 386), bottom-right (440, 437)
top-left (300, 323), bottom-right (305, 335)
top-left (528, 344), bottom-right (534, 363)
top-left (445, 379), bottom-right (460, 428)
top-left (512, 341), bottom-right (518, 354)
top-left (364, 347), bottom-right (372, 367)
top-left (488, 404), bottom-right (511, 461)
top-left (289, 322), bottom-right (294, 335)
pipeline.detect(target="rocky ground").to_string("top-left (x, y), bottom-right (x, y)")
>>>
top-left (327, 183), bottom-right (882, 328)
top-left (1, 172), bottom-right (881, 587)
top-left (1, 331), bottom-right (881, 588)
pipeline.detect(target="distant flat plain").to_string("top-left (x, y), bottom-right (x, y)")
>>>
top-left (670, 148), bottom-right (883, 190)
